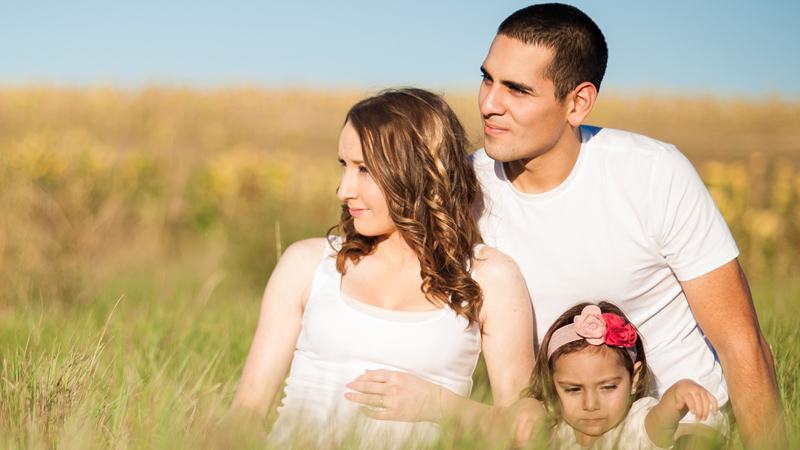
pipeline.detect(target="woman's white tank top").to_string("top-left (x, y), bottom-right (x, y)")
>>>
top-left (269, 238), bottom-right (483, 448)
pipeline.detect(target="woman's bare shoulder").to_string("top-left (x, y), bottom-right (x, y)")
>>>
top-left (274, 237), bottom-right (330, 273)
top-left (472, 245), bottom-right (523, 282)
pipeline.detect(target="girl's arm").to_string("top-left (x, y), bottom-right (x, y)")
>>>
top-left (345, 247), bottom-right (535, 426)
top-left (228, 238), bottom-right (325, 426)
top-left (644, 379), bottom-right (720, 448)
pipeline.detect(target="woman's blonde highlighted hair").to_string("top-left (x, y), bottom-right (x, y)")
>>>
top-left (328, 88), bottom-right (484, 328)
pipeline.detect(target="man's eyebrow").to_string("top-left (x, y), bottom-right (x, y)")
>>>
top-left (481, 65), bottom-right (534, 94)
top-left (502, 80), bottom-right (534, 94)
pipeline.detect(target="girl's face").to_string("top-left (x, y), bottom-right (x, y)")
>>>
top-left (552, 346), bottom-right (639, 447)
top-left (337, 122), bottom-right (397, 239)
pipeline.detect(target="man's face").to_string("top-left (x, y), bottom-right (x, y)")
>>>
top-left (479, 35), bottom-right (573, 163)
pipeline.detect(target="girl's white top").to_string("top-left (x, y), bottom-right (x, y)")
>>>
top-left (269, 237), bottom-right (483, 448)
top-left (550, 397), bottom-right (667, 450)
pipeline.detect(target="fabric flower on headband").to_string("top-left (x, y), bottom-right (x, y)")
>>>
top-left (572, 305), bottom-right (606, 345)
top-left (547, 305), bottom-right (638, 360)
top-left (602, 313), bottom-right (638, 348)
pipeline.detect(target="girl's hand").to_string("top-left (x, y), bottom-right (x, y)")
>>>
top-left (502, 398), bottom-right (547, 448)
top-left (344, 369), bottom-right (443, 422)
top-left (672, 379), bottom-right (719, 422)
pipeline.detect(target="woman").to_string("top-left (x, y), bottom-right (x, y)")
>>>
top-left (231, 88), bottom-right (533, 448)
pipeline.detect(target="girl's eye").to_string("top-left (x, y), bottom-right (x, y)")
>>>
top-left (359, 166), bottom-right (369, 174)
top-left (602, 385), bottom-right (617, 391)
top-left (338, 159), bottom-right (346, 168)
top-left (564, 387), bottom-right (580, 393)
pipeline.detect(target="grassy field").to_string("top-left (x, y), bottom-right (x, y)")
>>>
top-left (1, 87), bottom-right (798, 448)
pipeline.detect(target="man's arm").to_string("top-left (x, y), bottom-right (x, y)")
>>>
top-left (681, 258), bottom-right (786, 448)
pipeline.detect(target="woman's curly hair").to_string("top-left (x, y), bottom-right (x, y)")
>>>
top-left (328, 88), bottom-right (484, 328)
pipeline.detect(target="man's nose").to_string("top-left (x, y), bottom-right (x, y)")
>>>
top-left (479, 83), bottom-right (504, 118)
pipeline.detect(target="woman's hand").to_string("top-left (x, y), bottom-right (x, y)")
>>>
top-left (344, 369), bottom-right (443, 423)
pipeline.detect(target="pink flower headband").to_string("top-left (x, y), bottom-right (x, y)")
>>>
top-left (546, 305), bottom-right (638, 361)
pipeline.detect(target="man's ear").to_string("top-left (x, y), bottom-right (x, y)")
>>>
top-left (631, 361), bottom-right (644, 394)
top-left (567, 82), bottom-right (597, 127)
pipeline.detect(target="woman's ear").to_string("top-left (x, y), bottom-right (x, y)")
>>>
top-left (630, 361), bottom-right (643, 394)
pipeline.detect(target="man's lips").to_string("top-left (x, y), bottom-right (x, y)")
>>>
top-left (483, 122), bottom-right (507, 136)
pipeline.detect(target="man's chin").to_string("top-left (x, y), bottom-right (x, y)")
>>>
top-left (483, 144), bottom-right (517, 163)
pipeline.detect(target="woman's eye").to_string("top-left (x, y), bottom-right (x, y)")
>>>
top-left (602, 385), bottom-right (617, 391)
top-left (359, 166), bottom-right (369, 174)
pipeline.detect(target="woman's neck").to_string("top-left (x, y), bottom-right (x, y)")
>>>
top-left (370, 232), bottom-right (419, 268)
top-left (341, 232), bottom-right (434, 312)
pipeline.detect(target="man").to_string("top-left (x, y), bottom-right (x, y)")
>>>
top-left (472, 3), bottom-right (784, 447)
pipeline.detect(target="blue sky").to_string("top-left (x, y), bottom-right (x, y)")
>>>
top-left (1, 0), bottom-right (798, 98)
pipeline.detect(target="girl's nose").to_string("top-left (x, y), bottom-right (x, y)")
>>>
top-left (582, 392), bottom-right (600, 412)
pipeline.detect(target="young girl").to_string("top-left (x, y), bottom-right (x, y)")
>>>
top-left (510, 301), bottom-right (720, 449)
top-left (230, 88), bottom-right (534, 448)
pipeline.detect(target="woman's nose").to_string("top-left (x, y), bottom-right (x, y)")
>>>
top-left (337, 171), bottom-right (356, 201)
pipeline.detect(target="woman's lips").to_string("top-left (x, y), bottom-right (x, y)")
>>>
top-left (349, 208), bottom-right (366, 216)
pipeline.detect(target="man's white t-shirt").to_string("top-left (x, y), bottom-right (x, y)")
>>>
top-left (473, 126), bottom-right (738, 417)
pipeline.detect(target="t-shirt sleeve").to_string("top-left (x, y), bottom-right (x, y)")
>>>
top-left (625, 397), bottom-right (672, 450)
top-left (649, 146), bottom-right (739, 281)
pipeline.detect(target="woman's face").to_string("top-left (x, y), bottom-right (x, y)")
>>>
top-left (552, 346), bottom-right (636, 447)
top-left (337, 122), bottom-right (397, 238)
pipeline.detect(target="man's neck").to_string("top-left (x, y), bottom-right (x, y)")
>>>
top-left (504, 126), bottom-right (583, 194)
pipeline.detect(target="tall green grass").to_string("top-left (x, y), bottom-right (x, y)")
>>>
top-left (1, 87), bottom-right (799, 448)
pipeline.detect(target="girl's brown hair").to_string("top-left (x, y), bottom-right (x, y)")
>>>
top-left (328, 88), bottom-right (484, 328)
top-left (522, 301), bottom-right (652, 419)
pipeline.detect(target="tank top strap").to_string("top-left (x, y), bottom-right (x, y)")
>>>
top-left (324, 235), bottom-right (344, 258)
top-left (307, 236), bottom-right (343, 300)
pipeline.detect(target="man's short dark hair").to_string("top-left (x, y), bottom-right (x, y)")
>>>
top-left (498, 3), bottom-right (608, 101)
